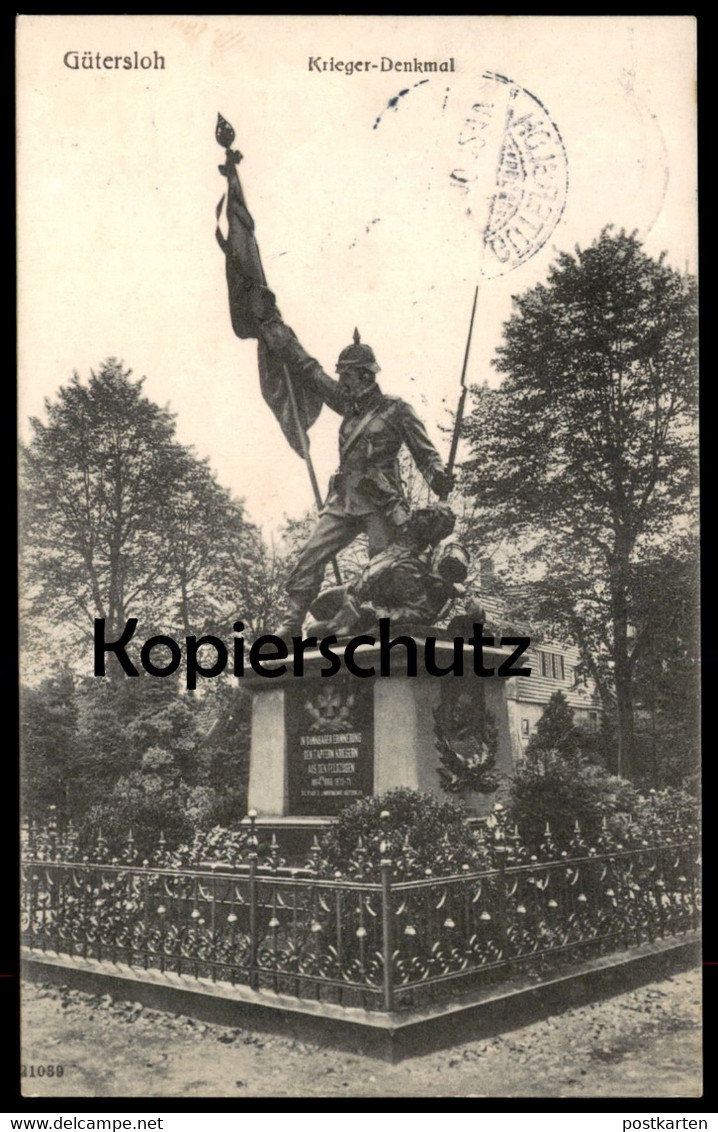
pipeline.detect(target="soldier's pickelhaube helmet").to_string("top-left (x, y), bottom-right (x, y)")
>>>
top-left (336, 328), bottom-right (380, 374)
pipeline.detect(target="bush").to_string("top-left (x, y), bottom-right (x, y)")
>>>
top-left (507, 747), bottom-right (641, 850)
top-left (507, 739), bottom-right (699, 852)
top-left (84, 747), bottom-right (200, 859)
top-left (317, 787), bottom-right (489, 879)
top-left (171, 824), bottom-right (252, 868)
top-left (508, 690), bottom-right (645, 850)
top-left (627, 787), bottom-right (700, 844)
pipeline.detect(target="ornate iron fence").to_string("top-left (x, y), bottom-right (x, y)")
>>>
top-left (21, 817), bottom-right (700, 1012)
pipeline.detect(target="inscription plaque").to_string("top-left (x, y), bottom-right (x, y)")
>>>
top-left (285, 681), bottom-right (374, 816)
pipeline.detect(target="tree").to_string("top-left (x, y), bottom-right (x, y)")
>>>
top-left (525, 691), bottom-right (583, 762)
top-left (21, 666), bottom-right (253, 835)
top-left (20, 668), bottom-right (78, 819)
top-left (201, 683), bottom-right (253, 825)
top-left (21, 360), bottom-right (181, 646)
top-left (629, 537), bottom-right (700, 789)
top-left (158, 449), bottom-right (258, 638)
top-left (20, 359), bottom-right (264, 666)
top-left (461, 230), bottom-right (697, 778)
top-left (19, 358), bottom-right (294, 831)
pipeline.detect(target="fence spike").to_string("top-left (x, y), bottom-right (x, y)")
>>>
top-left (246, 809), bottom-right (259, 850)
top-left (265, 832), bottom-right (281, 871)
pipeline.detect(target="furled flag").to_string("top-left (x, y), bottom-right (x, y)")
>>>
top-left (215, 114), bottom-right (323, 456)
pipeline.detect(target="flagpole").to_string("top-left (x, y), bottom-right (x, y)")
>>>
top-left (216, 115), bottom-right (341, 586)
top-left (281, 362), bottom-right (342, 585)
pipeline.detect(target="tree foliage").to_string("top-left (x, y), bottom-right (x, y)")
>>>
top-left (508, 698), bottom-right (640, 850)
top-left (507, 752), bottom-right (639, 850)
top-left (22, 361), bottom-right (182, 643)
top-left (21, 668), bottom-right (77, 820)
top-left (19, 358), bottom-right (272, 830)
top-left (20, 359), bottom-right (266, 666)
top-left (461, 230), bottom-right (697, 777)
top-left (629, 536), bottom-right (700, 788)
top-left (22, 671), bottom-right (253, 845)
top-left (525, 691), bottom-right (583, 762)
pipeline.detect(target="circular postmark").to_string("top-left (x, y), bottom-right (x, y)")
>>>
top-left (450, 72), bottom-right (568, 278)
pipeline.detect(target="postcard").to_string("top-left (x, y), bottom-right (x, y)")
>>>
top-left (17, 15), bottom-right (699, 1101)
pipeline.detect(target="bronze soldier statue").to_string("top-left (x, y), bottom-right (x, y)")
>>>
top-left (214, 115), bottom-right (456, 635)
top-left (258, 319), bottom-right (456, 636)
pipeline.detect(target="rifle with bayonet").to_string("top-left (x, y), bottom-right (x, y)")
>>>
top-left (447, 284), bottom-right (479, 478)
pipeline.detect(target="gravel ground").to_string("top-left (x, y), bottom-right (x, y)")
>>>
top-left (21, 969), bottom-right (702, 1099)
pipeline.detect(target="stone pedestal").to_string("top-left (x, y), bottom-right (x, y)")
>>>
top-left (245, 640), bottom-right (519, 836)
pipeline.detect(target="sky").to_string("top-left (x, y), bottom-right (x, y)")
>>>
top-left (17, 15), bottom-right (697, 535)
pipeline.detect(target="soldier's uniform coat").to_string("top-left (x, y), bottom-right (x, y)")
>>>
top-left (261, 322), bottom-right (445, 605)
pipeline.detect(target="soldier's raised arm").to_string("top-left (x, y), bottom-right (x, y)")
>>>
top-left (398, 401), bottom-right (456, 500)
top-left (258, 316), bottom-right (350, 416)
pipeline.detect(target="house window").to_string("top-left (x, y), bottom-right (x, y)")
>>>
top-left (538, 650), bottom-right (565, 680)
top-left (521, 719), bottom-right (530, 738)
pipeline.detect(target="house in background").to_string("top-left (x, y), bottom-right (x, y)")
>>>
top-left (475, 562), bottom-right (603, 758)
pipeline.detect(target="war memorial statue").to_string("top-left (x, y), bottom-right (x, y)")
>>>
top-left (260, 323), bottom-right (459, 637)
top-left (214, 115), bottom-right (471, 639)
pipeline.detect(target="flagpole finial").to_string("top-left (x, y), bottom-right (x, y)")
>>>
top-left (216, 113), bottom-right (236, 148)
top-left (216, 113), bottom-right (242, 174)
top-left (353, 328), bottom-right (360, 345)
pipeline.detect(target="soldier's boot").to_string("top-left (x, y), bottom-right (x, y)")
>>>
top-left (274, 593), bottom-right (312, 642)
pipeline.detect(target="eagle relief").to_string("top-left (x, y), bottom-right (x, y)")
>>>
top-left (304, 686), bottom-right (357, 732)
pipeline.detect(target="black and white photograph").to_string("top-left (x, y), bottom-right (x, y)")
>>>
top-left (17, 15), bottom-right (699, 1100)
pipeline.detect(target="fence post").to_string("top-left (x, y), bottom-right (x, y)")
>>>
top-left (655, 844), bottom-right (667, 940)
top-left (141, 870), bottom-right (149, 970)
top-left (495, 844), bottom-right (510, 961)
top-left (380, 859), bottom-right (394, 1013)
top-left (248, 852), bottom-right (259, 990)
top-left (693, 839), bottom-right (701, 932)
top-left (48, 806), bottom-right (58, 860)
